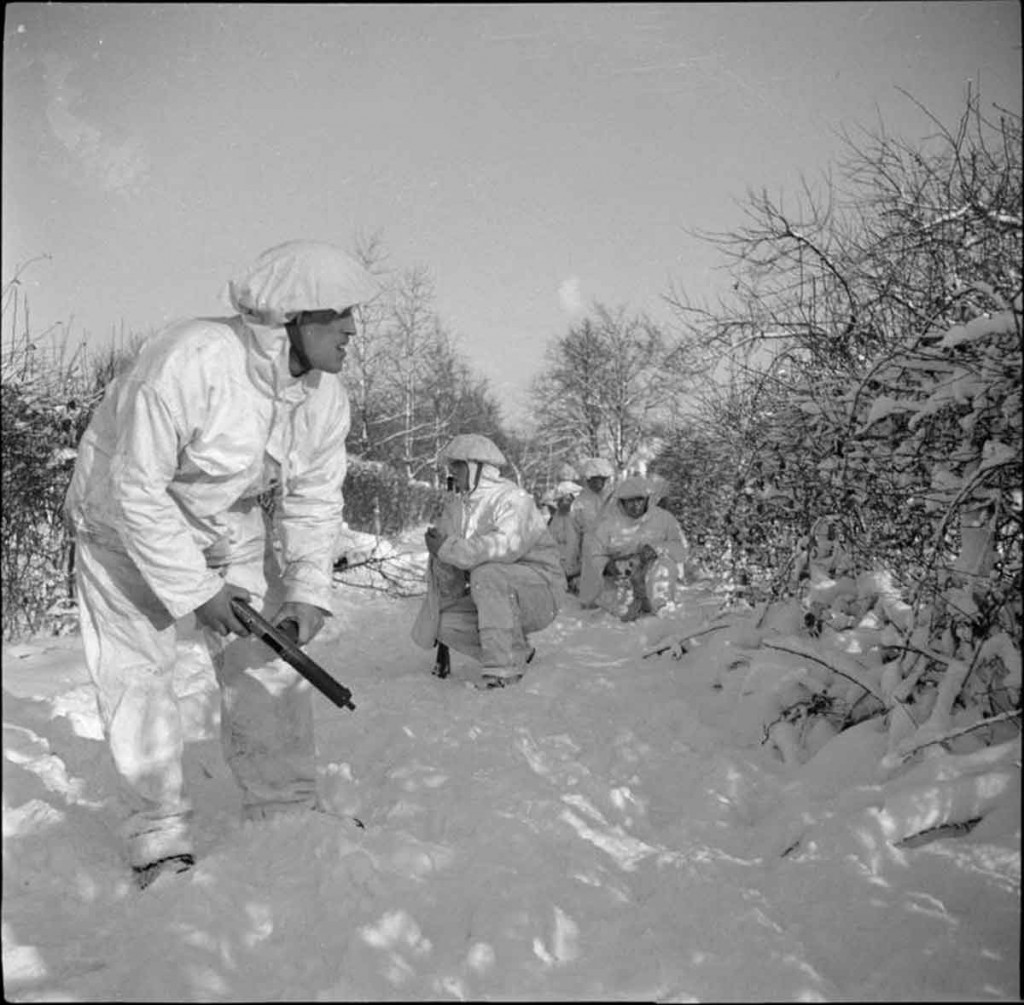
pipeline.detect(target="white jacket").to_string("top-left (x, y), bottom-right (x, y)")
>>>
top-left (570, 484), bottom-right (613, 538)
top-left (435, 466), bottom-right (565, 587)
top-left (547, 510), bottom-right (578, 575)
top-left (579, 502), bottom-right (689, 604)
top-left (64, 316), bottom-right (349, 619)
top-left (410, 466), bottom-right (565, 649)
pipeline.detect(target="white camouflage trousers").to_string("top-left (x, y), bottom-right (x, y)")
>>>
top-left (435, 562), bottom-right (558, 671)
top-left (74, 504), bottom-right (316, 869)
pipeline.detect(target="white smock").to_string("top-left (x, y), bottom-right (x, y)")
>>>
top-left (579, 497), bottom-right (690, 616)
top-left (64, 240), bottom-right (375, 867)
top-left (411, 466), bottom-right (564, 672)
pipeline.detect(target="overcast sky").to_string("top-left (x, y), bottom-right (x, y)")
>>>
top-left (3, 2), bottom-right (1021, 423)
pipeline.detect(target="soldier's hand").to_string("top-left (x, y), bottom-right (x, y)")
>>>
top-left (271, 601), bottom-right (325, 646)
top-left (424, 525), bottom-right (446, 557)
top-left (638, 544), bottom-right (659, 565)
top-left (195, 583), bottom-right (252, 637)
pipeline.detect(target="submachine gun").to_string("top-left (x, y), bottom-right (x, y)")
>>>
top-left (230, 598), bottom-right (356, 711)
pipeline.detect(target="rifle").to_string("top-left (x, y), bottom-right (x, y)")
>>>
top-left (230, 598), bottom-right (356, 711)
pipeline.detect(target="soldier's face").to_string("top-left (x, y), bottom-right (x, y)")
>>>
top-left (448, 460), bottom-right (471, 493)
top-left (620, 496), bottom-right (648, 519)
top-left (290, 308), bottom-right (357, 374)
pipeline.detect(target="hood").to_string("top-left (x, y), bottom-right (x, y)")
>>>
top-left (225, 240), bottom-right (380, 327)
top-left (233, 318), bottom-right (316, 403)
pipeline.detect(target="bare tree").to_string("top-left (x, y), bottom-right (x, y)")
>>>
top-left (345, 244), bottom-right (507, 483)
top-left (530, 303), bottom-right (698, 473)
top-left (347, 232), bottom-right (393, 459)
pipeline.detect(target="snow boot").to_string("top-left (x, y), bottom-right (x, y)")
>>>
top-left (432, 641), bottom-right (451, 679)
top-left (476, 648), bottom-right (535, 690)
top-left (476, 672), bottom-right (523, 690)
top-left (133, 853), bottom-right (195, 890)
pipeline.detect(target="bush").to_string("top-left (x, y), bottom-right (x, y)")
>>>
top-left (0, 328), bottom-right (135, 638)
top-left (343, 457), bottom-right (447, 536)
top-left (655, 92), bottom-right (1022, 749)
top-left (1, 381), bottom-right (78, 637)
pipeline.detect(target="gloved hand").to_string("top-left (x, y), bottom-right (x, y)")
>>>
top-left (269, 601), bottom-right (326, 646)
top-left (425, 525), bottom-right (447, 557)
top-left (637, 543), bottom-right (659, 566)
top-left (335, 545), bottom-right (372, 569)
top-left (195, 582), bottom-right (252, 637)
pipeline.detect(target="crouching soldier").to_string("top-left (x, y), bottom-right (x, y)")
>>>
top-left (579, 476), bottom-right (690, 621)
top-left (411, 434), bottom-right (565, 689)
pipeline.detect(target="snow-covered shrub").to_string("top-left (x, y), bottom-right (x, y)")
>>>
top-left (342, 456), bottom-right (446, 536)
top-left (1, 321), bottom-right (138, 638)
top-left (657, 90), bottom-right (1021, 762)
top-left (1, 378), bottom-right (79, 638)
top-left (1, 261), bottom-right (145, 639)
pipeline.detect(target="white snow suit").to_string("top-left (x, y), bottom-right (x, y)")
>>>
top-left (64, 315), bottom-right (350, 867)
top-left (411, 467), bottom-right (564, 672)
top-left (569, 482), bottom-right (614, 586)
top-left (548, 509), bottom-right (577, 579)
top-left (579, 494), bottom-right (690, 617)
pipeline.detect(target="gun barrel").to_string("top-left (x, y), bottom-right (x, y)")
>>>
top-left (230, 599), bottom-right (356, 711)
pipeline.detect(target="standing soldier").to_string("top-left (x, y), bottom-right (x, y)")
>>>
top-left (64, 240), bottom-right (378, 888)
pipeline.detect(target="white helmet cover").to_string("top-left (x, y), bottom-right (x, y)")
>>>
top-left (613, 475), bottom-right (652, 500)
top-left (555, 480), bottom-right (583, 498)
top-left (580, 457), bottom-right (615, 479)
top-left (439, 433), bottom-right (507, 467)
top-left (226, 240), bottom-right (380, 327)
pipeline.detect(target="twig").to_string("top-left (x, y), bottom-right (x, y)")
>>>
top-left (642, 622), bottom-right (729, 659)
top-left (332, 553), bottom-right (426, 597)
top-left (893, 708), bottom-right (1022, 763)
top-left (885, 642), bottom-right (954, 667)
top-left (333, 553), bottom-right (391, 573)
top-left (761, 640), bottom-right (887, 703)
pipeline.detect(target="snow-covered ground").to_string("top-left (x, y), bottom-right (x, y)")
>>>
top-left (2, 534), bottom-right (1020, 1002)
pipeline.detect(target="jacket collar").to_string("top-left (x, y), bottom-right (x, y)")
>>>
top-left (463, 463), bottom-right (503, 498)
top-left (232, 317), bottom-right (320, 402)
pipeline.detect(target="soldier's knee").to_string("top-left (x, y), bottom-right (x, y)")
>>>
top-left (468, 564), bottom-right (505, 590)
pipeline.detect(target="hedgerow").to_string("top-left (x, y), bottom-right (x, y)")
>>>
top-left (0, 324), bottom-right (126, 638)
top-left (341, 457), bottom-right (446, 535)
top-left (654, 91), bottom-right (1021, 761)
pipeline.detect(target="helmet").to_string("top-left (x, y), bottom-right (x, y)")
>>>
top-left (226, 240), bottom-right (380, 327)
top-left (439, 433), bottom-right (507, 468)
top-left (613, 475), bottom-right (651, 500)
top-left (580, 457), bottom-right (615, 479)
top-left (555, 480), bottom-right (583, 499)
